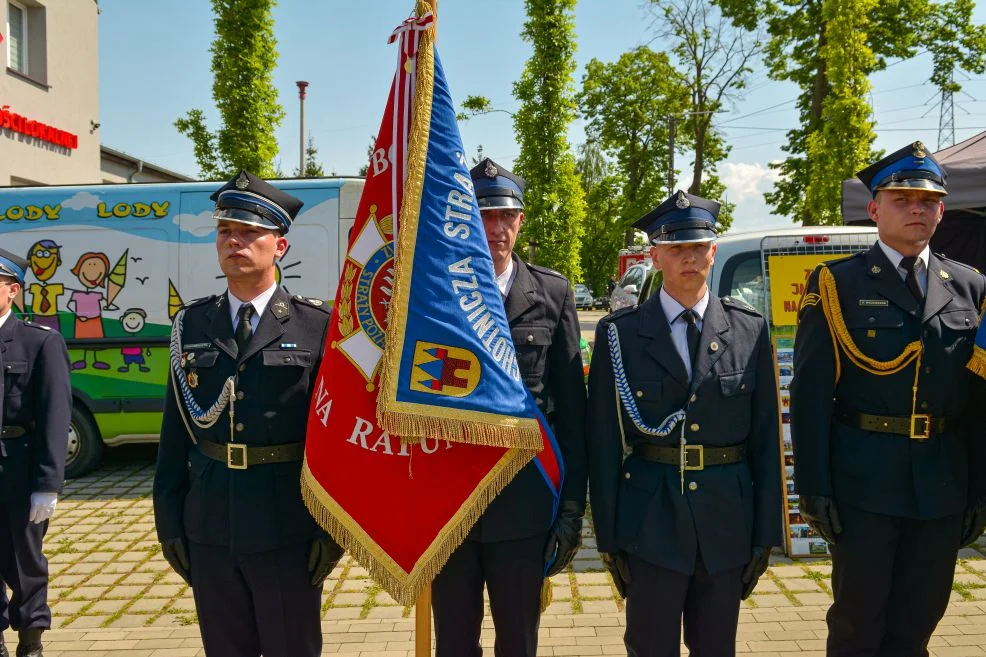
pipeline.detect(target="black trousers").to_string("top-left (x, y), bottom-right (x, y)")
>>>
top-left (0, 499), bottom-right (49, 632)
top-left (188, 541), bottom-right (322, 657)
top-left (625, 553), bottom-right (743, 657)
top-left (432, 532), bottom-right (549, 657)
top-left (827, 504), bottom-right (962, 657)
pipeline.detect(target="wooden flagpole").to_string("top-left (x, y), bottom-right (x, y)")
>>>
top-left (415, 2), bottom-right (437, 656)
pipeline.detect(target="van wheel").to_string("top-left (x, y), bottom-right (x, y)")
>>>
top-left (65, 405), bottom-right (103, 479)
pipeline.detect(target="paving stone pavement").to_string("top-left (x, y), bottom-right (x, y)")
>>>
top-left (7, 453), bottom-right (986, 655)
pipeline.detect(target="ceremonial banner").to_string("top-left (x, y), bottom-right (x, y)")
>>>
top-left (302, 8), bottom-right (562, 606)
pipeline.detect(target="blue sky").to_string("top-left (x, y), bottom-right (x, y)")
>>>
top-left (98, 1), bottom-right (986, 234)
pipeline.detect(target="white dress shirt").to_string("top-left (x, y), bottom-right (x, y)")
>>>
top-left (659, 286), bottom-right (710, 380)
top-left (496, 257), bottom-right (516, 297)
top-left (878, 240), bottom-right (930, 297)
top-left (228, 282), bottom-right (278, 333)
top-left (0, 308), bottom-right (10, 330)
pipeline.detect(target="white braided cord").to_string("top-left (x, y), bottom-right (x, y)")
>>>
top-left (607, 322), bottom-right (686, 437)
top-left (170, 308), bottom-right (235, 429)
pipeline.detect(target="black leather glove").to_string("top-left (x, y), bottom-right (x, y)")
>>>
top-left (740, 546), bottom-right (772, 600)
top-left (308, 536), bottom-right (345, 587)
top-left (161, 537), bottom-right (191, 585)
top-left (601, 551), bottom-right (631, 598)
top-left (543, 501), bottom-right (584, 577)
top-left (799, 495), bottom-right (842, 545)
top-left (960, 500), bottom-right (986, 548)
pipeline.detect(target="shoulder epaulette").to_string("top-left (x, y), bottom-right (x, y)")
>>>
top-left (293, 294), bottom-right (331, 312)
top-left (721, 296), bottom-right (762, 316)
top-left (604, 305), bottom-right (638, 323)
top-left (826, 251), bottom-right (862, 269)
top-left (23, 320), bottom-right (51, 331)
top-left (934, 253), bottom-right (981, 275)
top-left (527, 262), bottom-right (568, 282)
top-left (182, 295), bottom-right (217, 311)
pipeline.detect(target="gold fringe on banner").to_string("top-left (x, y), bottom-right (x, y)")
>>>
top-left (301, 444), bottom-right (535, 607)
top-left (967, 344), bottom-right (986, 380)
top-left (540, 578), bottom-right (553, 613)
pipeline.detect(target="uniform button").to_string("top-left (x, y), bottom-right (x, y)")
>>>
top-left (690, 423), bottom-right (700, 432)
top-left (690, 394), bottom-right (697, 403)
top-left (920, 401), bottom-right (929, 410)
top-left (924, 366), bottom-right (933, 375)
top-left (868, 316), bottom-right (875, 323)
top-left (235, 422), bottom-right (245, 432)
top-left (967, 317), bottom-right (972, 325)
top-left (235, 391), bottom-right (245, 400)
top-left (239, 364), bottom-right (247, 372)
top-left (688, 481), bottom-right (698, 491)
top-left (624, 472), bottom-right (631, 480)
top-left (635, 390), bottom-right (644, 398)
top-left (527, 334), bottom-right (534, 343)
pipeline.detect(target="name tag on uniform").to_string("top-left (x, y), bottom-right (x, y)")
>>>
top-left (183, 342), bottom-right (211, 349)
top-left (858, 299), bottom-right (889, 307)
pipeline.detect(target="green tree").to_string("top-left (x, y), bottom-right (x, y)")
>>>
top-left (294, 134), bottom-right (326, 177)
top-left (648, 0), bottom-right (756, 232)
top-left (576, 143), bottom-right (626, 295)
top-left (512, 0), bottom-right (586, 281)
top-left (715, 0), bottom-right (986, 224)
top-left (802, 0), bottom-right (877, 224)
top-left (175, 0), bottom-right (284, 179)
top-left (579, 47), bottom-right (690, 245)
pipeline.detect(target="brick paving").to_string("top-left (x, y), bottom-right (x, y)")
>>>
top-left (6, 448), bottom-right (986, 655)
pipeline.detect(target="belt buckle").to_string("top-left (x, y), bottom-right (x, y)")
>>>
top-left (227, 443), bottom-right (248, 469)
top-left (683, 445), bottom-right (704, 471)
top-left (910, 414), bottom-right (931, 440)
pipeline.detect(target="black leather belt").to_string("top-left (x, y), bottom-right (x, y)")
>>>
top-left (633, 443), bottom-right (746, 470)
top-left (197, 438), bottom-right (304, 470)
top-left (1, 426), bottom-right (28, 438)
top-left (834, 407), bottom-right (945, 440)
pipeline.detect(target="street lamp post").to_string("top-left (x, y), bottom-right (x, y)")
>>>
top-left (296, 81), bottom-right (309, 176)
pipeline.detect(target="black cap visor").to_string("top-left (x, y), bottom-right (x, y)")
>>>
top-left (477, 195), bottom-right (524, 211)
top-left (214, 207), bottom-right (283, 231)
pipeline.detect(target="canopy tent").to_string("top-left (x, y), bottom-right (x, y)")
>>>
top-left (841, 131), bottom-right (986, 272)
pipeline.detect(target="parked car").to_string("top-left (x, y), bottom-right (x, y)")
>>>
top-left (574, 283), bottom-right (594, 310)
top-left (608, 260), bottom-right (653, 312)
top-left (592, 294), bottom-right (608, 310)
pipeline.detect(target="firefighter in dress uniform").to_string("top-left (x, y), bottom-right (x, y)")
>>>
top-left (0, 249), bottom-right (71, 657)
top-left (431, 159), bottom-right (588, 657)
top-left (791, 142), bottom-right (986, 656)
top-left (153, 171), bottom-right (344, 657)
top-left (587, 191), bottom-right (782, 657)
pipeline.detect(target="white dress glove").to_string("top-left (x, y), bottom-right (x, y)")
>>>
top-left (29, 492), bottom-right (58, 524)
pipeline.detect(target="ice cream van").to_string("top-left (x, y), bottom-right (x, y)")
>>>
top-left (0, 177), bottom-right (363, 476)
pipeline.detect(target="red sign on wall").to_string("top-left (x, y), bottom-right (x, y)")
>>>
top-left (1, 104), bottom-right (78, 150)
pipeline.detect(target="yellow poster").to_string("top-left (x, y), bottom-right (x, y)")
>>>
top-left (768, 254), bottom-right (834, 326)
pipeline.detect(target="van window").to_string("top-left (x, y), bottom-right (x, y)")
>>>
top-left (718, 251), bottom-right (766, 316)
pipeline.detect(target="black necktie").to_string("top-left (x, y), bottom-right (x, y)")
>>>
top-left (236, 304), bottom-right (255, 352)
top-left (899, 256), bottom-right (925, 303)
top-left (682, 309), bottom-right (700, 368)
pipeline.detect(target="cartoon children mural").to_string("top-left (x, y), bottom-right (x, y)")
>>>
top-left (25, 239), bottom-right (66, 332)
top-left (67, 252), bottom-right (111, 369)
top-left (118, 308), bottom-right (151, 373)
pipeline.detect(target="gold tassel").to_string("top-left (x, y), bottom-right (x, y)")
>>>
top-left (539, 578), bottom-right (553, 613)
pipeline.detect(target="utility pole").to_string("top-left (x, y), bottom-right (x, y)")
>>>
top-left (938, 70), bottom-right (955, 150)
top-left (296, 81), bottom-right (309, 176)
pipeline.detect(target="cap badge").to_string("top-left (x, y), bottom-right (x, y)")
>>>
top-left (913, 141), bottom-right (927, 158)
top-left (484, 161), bottom-right (498, 178)
top-left (675, 191), bottom-right (690, 209)
top-left (235, 171), bottom-right (250, 190)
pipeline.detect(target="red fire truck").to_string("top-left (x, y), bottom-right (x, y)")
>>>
top-left (617, 246), bottom-right (649, 278)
